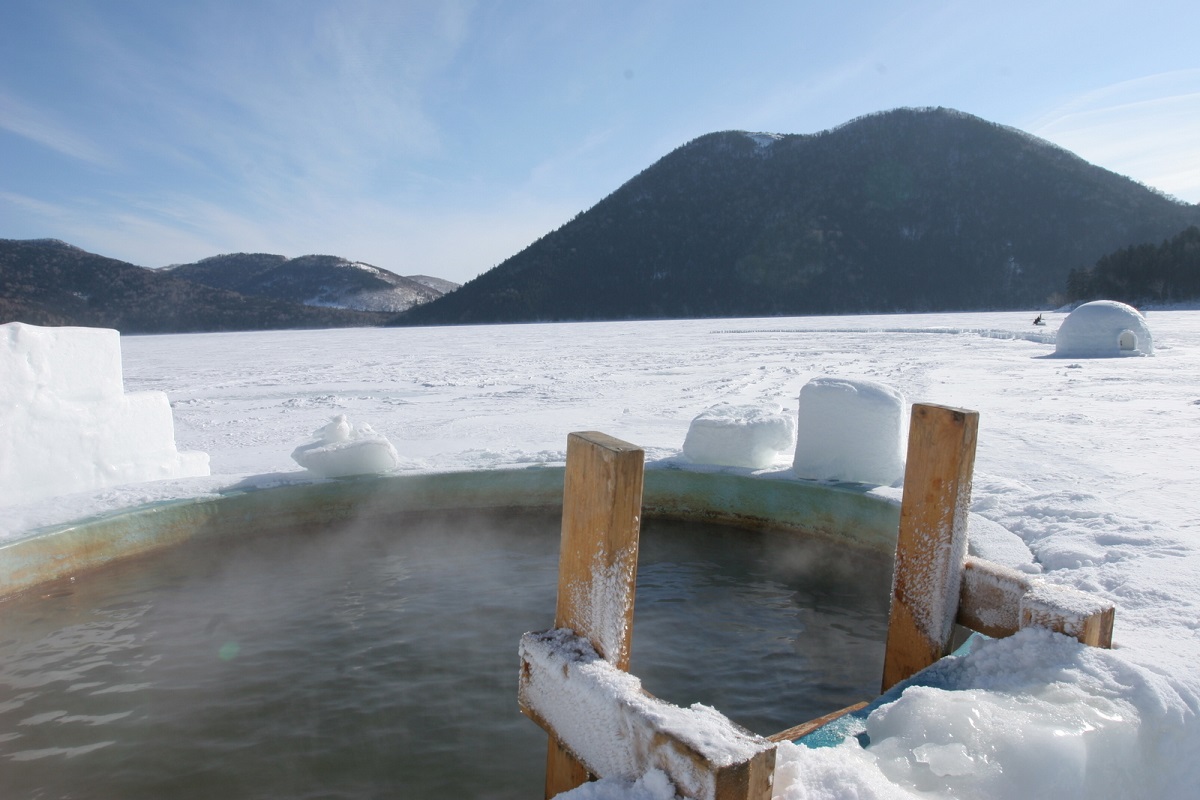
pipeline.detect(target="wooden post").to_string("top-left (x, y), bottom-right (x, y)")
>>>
top-left (881, 404), bottom-right (979, 692)
top-left (545, 431), bottom-right (645, 798)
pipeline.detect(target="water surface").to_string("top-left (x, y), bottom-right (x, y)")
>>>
top-left (0, 511), bottom-right (889, 798)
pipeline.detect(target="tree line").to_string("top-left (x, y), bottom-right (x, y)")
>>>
top-left (1066, 226), bottom-right (1200, 305)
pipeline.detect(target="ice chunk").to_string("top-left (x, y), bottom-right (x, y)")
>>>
top-left (1054, 300), bottom-right (1152, 357)
top-left (290, 414), bottom-right (400, 477)
top-left (0, 323), bottom-right (210, 506)
top-left (792, 377), bottom-right (904, 486)
top-left (682, 404), bottom-right (796, 469)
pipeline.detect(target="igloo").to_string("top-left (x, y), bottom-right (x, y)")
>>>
top-left (1055, 300), bottom-right (1153, 358)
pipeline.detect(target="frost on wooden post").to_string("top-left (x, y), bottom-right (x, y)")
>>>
top-left (519, 629), bottom-right (775, 800)
top-left (555, 431), bottom-right (644, 670)
top-left (564, 544), bottom-right (640, 666)
top-left (882, 404), bottom-right (978, 692)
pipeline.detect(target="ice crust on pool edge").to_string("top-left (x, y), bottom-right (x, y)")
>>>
top-left (0, 322), bottom-right (209, 506)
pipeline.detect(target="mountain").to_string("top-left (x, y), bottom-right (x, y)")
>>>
top-left (0, 239), bottom-right (393, 333)
top-left (405, 274), bottom-right (461, 295)
top-left (397, 107), bottom-right (1200, 325)
top-left (164, 254), bottom-right (457, 313)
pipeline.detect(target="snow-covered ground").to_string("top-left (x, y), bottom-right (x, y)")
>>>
top-left (3, 310), bottom-right (1199, 798)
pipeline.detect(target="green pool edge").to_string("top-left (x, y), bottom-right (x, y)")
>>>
top-left (0, 466), bottom-right (900, 600)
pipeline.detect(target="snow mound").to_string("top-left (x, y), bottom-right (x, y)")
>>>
top-left (290, 414), bottom-right (400, 477)
top-left (1055, 300), bottom-right (1153, 357)
top-left (682, 404), bottom-right (796, 469)
top-left (0, 322), bottom-right (209, 506)
top-left (792, 377), bottom-right (905, 486)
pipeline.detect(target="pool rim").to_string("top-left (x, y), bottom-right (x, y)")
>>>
top-left (0, 467), bottom-right (900, 601)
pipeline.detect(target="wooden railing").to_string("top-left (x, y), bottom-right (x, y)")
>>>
top-left (519, 406), bottom-right (1116, 800)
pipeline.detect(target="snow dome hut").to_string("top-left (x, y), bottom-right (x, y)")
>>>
top-left (1054, 300), bottom-right (1153, 358)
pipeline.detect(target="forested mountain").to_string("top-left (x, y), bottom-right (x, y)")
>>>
top-left (397, 107), bottom-right (1200, 325)
top-left (165, 253), bottom-right (455, 313)
top-left (1066, 226), bottom-right (1200, 305)
top-left (0, 239), bottom-right (392, 333)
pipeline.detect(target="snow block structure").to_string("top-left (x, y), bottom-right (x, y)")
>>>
top-left (291, 414), bottom-right (400, 478)
top-left (1055, 300), bottom-right (1153, 357)
top-left (792, 377), bottom-right (905, 486)
top-left (682, 404), bottom-right (796, 469)
top-left (0, 322), bottom-right (209, 506)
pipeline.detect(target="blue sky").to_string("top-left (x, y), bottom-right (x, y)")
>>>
top-left (2, 1), bottom-right (1197, 284)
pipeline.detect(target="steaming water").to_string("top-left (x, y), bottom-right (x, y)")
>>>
top-left (0, 511), bottom-right (890, 798)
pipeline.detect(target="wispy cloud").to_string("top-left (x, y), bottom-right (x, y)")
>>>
top-left (38, 3), bottom-right (475, 206)
top-left (1027, 70), bottom-right (1200, 202)
top-left (0, 87), bottom-right (115, 168)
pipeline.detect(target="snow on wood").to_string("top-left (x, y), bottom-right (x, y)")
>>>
top-left (1021, 582), bottom-right (1115, 647)
top-left (958, 556), bottom-right (1115, 646)
top-left (957, 556), bottom-right (1032, 637)
top-left (519, 628), bottom-right (775, 800)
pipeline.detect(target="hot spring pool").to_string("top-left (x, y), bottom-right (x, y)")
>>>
top-left (0, 503), bottom-right (890, 799)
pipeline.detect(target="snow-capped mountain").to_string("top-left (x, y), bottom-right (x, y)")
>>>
top-left (165, 253), bottom-right (459, 314)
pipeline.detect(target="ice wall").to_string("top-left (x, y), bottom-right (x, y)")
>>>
top-left (1, 323), bottom-right (209, 506)
top-left (792, 377), bottom-right (905, 486)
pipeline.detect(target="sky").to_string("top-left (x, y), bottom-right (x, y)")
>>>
top-left (1, 1), bottom-right (1198, 285)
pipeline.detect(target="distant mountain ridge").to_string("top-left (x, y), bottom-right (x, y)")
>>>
top-left (0, 240), bottom-right (456, 333)
top-left (397, 107), bottom-right (1200, 325)
top-left (164, 253), bottom-right (457, 314)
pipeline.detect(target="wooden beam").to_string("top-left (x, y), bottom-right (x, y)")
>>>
top-left (520, 629), bottom-right (776, 800)
top-left (767, 702), bottom-right (869, 743)
top-left (1020, 583), bottom-right (1115, 648)
top-left (956, 556), bottom-right (1032, 638)
top-left (545, 431), bottom-right (645, 798)
top-left (956, 556), bottom-right (1115, 648)
top-left (881, 404), bottom-right (979, 692)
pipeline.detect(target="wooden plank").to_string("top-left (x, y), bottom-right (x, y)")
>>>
top-left (544, 432), bottom-right (645, 798)
top-left (956, 556), bottom-right (1116, 648)
top-left (713, 746), bottom-right (776, 800)
top-left (767, 701), bottom-right (869, 743)
top-left (545, 738), bottom-right (591, 799)
top-left (1020, 583), bottom-right (1116, 648)
top-left (554, 431), bottom-right (645, 669)
top-left (520, 629), bottom-right (776, 800)
top-left (881, 404), bottom-right (979, 692)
